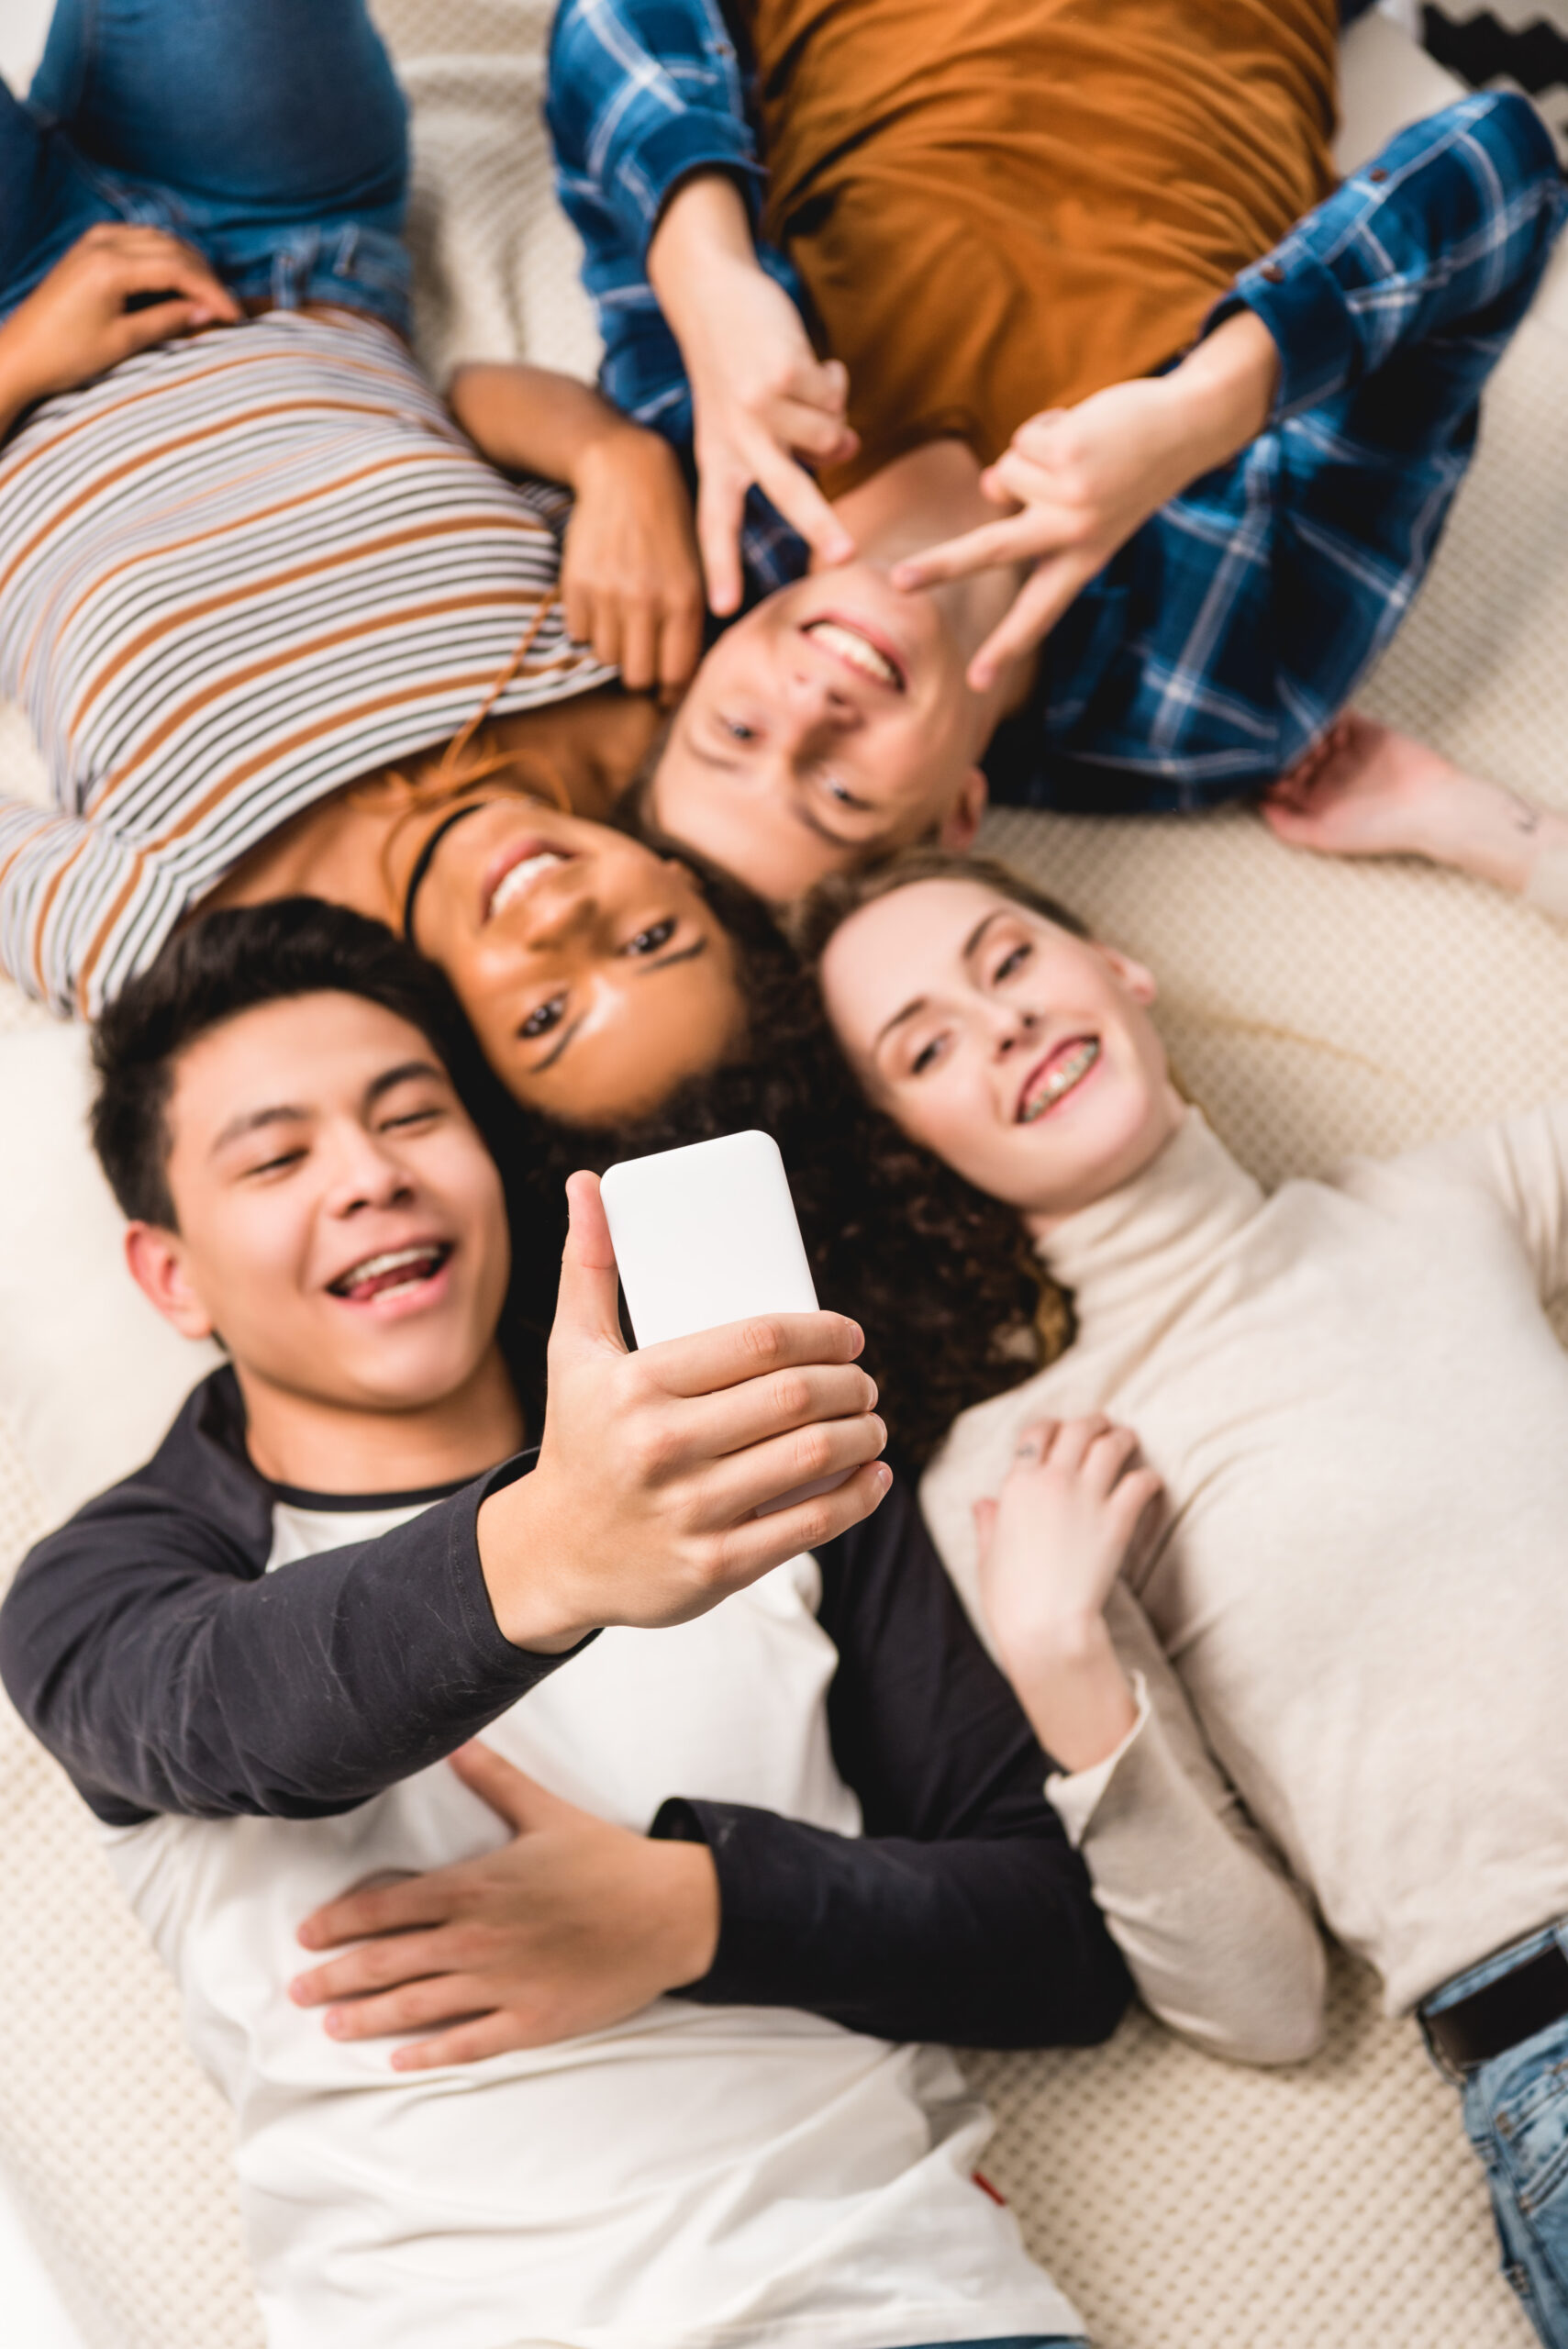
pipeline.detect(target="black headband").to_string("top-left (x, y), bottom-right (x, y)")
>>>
top-left (401, 801), bottom-right (494, 948)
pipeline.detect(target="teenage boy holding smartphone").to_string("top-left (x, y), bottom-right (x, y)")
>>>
top-left (1, 896), bottom-right (1131, 2349)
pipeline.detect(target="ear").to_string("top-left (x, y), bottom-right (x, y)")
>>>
top-left (1095, 941), bottom-right (1158, 1007)
top-left (123, 1222), bottom-right (217, 1341)
top-left (937, 764), bottom-right (988, 851)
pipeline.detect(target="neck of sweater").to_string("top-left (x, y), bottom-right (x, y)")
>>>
top-left (1035, 1109), bottom-right (1264, 1334)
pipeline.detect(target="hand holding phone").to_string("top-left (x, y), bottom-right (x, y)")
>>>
top-left (476, 1154), bottom-right (888, 1653)
top-left (601, 1132), bottom-right (851, 1516)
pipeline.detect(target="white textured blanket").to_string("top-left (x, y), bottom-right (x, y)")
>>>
top-left (2, 6), bottom-right (1565, 2343)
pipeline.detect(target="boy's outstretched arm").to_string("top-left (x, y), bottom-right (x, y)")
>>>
top-left (0, 1175), bottom-right (888, 1820)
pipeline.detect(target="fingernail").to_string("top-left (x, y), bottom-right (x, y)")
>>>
top-left (873, 1464), bottom-right (893, 1493)
top-left (324, 2009), bottom-right (345, 2038)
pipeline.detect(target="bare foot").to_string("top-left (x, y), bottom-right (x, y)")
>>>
top-left (1262, 714), bottom-right (1473, 863)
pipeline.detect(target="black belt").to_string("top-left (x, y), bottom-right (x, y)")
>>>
top-left (1422, 1942), bottom-right (1568, 2078)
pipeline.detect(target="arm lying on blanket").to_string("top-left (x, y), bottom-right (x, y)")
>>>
top-left (0, 1384), bottom-right (573, 1824)
top-left (961, 1419), bottom-right (1327, 2067)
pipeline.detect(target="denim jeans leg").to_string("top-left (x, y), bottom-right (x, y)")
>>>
top-left (0, 75), bottom-right (120, 318)
top-left (1461, 2013), bottom-right (1568, 2349)
top-left (20, 0), bottom-right (411, 328)
top-left (28, 0), bottom-right (407, 226)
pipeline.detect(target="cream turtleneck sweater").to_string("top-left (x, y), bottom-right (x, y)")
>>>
top-left (921, 1105), bottom-right (1568, 2042)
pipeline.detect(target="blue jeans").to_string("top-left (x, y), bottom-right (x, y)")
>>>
top-left (1425, 1920), bottom-right (1568, 2347)
top-left (0, 0), bottom-right (410, 330)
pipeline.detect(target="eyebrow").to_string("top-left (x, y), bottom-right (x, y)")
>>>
top-left (530, 939), bottom-right (711, 1074)
top-left (870, 910), bottom-right (1006, 1053)
top-left (208, 1059), bottom-right (446, 1157)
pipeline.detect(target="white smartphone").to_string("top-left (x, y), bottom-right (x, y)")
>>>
top-left (599, 1130), bottom-right (851, 1518)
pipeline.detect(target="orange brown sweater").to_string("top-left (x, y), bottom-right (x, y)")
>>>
top-left (742, 0), bottom-right (1339, 488)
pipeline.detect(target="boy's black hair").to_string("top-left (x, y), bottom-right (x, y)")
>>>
top-left (91, 896), bottom-right (485, 1230)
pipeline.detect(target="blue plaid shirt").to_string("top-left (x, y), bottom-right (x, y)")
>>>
top-left (549, 2), bottom-right (1563, 804)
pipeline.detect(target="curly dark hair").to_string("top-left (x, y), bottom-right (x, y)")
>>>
top-left (520, 832), bottom-right (1070, 1466)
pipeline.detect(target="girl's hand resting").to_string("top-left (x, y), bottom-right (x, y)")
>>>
top-left (562, 425), bottom-right (706, 697)
top-left (0, 224), bottom-right (239, 435)
top-left (973, 1415), bottom-right (1162, 1773)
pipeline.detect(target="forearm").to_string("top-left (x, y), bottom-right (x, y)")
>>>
top-left (447, 362), bottom-right (642, 488)
top-left (547, 0), bottom-right (765, 270)
top-left (998, 1613), bottom-right (1140, 1776)
top-left (1, 1469), bottom-right (578, 1821)
top-left (1151, 310), bottom-right (1280, 499)
top-left (1051, 1689), bottom-right (1327, 2066)
top-left (655, 1798), bottom-right (1129, 2046)
top-left (647, 169), bottom-right (769, 381)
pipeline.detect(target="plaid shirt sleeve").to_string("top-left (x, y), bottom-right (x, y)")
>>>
top-left (989, 93), bottom-right (1565, 811)
top-left (547, 0), bottom-right (810, 595)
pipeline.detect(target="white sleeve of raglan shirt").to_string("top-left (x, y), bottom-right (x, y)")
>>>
top-left (1359, 1102), bottom-right (1568, 1308)
top-left (1046, 1580), bottom-right (1328, 2069)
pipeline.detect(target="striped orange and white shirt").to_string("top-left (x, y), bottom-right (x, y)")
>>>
top-left (0, 309), bottom-right (613, 1015)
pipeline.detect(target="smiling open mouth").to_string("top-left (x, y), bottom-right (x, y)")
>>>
top-left (801, 618), bottom-right (906, 690)
top-left (485, 845), bottom-right (573, 923)
top-left (328, 1243), bottom-right (451, 1304)
top-left (1018, 1037), bottom-right (1101, 1124)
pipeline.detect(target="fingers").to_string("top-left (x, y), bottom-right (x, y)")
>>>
top-left (696, 1399), bottom-right (886, 1524)
top-left (393, 2009), bottom-right (531, 2072)
top-left (323, 1970), bottom-right (491, 2049)
top-left (291, 1925), bottom-right (451, 2009)
top-left (773, 394), bottom-right (859, 466)
top-left (550, 1173), bottom-right (627, 1359)
top-left (1108, 1464), bottom-right (1164, 1543)
top-left (657, 590), bottom-right (706, 696)
top-left (446, 1742), bottom-right (562, 1833)
top-left (296, 1871), bottom-right (450, 1954)
top-left (711, 1456), bottom-right (891, 1584)
top-left (695, 468), bottom-right (747, 618)
top-left (617, 599), bottom-right (659, 696)
top-left (642, 1308), bottom-right (865, 1401)
top-left (967, 551), bottom-right (1092, 691)
top-left (891, 510), bottom-right (1042, 593)
top-left (114, 248), bottom-right (235, 321)
top-left (750, 440), bottom-right (856, 571)
top-left (662, 1359), bottom-right (879, 1467)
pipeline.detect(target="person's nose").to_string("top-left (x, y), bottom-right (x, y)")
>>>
top-left (781, 650), bottom-right (860, 733)
top-left (511, 873), bottom-right (601, 952)
top-left (323, 1123), bottom-right (416, 1218)
top-left (985, 999), bottom-right (1040, 1057)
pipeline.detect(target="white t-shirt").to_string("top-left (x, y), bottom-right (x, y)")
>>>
top-left (105, 1497), bottom-right (1081, 2349)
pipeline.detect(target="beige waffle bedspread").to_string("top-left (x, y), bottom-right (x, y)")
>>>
top-left (2, 6), bottom-right (1565, 2342)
